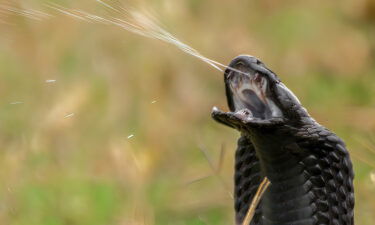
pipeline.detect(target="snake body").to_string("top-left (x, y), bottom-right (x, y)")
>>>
top-left (212, 55), bottom-right (354, 225)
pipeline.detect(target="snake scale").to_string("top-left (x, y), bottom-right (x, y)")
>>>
top-left (212, 55), bottom-right (354, 225)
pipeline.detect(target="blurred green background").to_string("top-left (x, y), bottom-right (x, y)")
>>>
top-left (1, 0), bottom-right (375, 224)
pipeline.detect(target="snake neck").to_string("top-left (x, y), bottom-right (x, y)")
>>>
top-left (236, 134), bottom-right (316, 225)
top-left (259, 147), bottom-right (314, 225)
top-left (236, 128), bottom-right (354, 225)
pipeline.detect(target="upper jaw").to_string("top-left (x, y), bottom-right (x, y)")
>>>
top-left (225, 58), bottom-right (283, 121)
top-left (213, 55), bottom-right (287, 131)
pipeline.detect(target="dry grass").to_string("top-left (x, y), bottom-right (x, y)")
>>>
top-left (242, 177), bottom-right (270, 225)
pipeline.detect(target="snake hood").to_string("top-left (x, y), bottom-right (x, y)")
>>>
top-left (212, 55), bottom-right (354, 225)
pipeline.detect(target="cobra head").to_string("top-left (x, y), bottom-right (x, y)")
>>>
top-left (212, 55), bottom-right (312, 131)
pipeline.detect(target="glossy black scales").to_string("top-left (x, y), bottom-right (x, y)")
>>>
top-left (212, 55), bottom-right (354, 225)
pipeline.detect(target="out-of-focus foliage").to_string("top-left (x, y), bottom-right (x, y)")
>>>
top-left (0, 0), bottom-right (375, 225)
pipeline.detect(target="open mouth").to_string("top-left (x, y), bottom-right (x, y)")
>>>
top-left (226, 63), bottom-right (282, 120)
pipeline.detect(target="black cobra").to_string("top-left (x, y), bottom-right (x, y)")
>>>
top-left (212, 55), bottom-right (354, 225)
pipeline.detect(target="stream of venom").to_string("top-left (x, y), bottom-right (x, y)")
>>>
top-left (0, 0), bottom-right (252, 78)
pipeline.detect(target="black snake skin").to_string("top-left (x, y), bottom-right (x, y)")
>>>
top-left (212, 55), bottom-right (355, 225)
